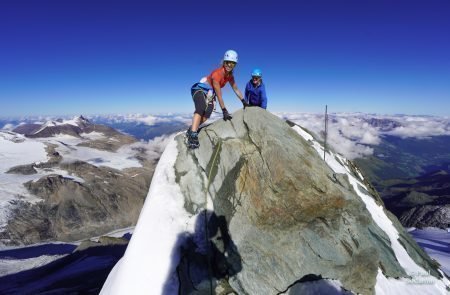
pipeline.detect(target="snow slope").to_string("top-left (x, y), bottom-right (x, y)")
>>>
top-left (0, 132), bottom-right (48, 173)
top-left (100, 133), bottom-right (197, 294)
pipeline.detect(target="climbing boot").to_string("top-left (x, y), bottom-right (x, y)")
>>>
top-left (186, 130), bottom-right (200, 149)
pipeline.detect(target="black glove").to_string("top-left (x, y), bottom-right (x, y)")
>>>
top-left (241, 99), bottom-right (250, 108)
top-left (222, 108), bottom-right (232, 121)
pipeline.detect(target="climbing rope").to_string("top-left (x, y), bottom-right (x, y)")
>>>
top-left (204, 138), bottom-right (222, 294)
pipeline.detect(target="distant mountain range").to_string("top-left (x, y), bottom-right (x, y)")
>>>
top-left (1, 114), bottom-right (190, 142)
top-left (90, 117), bottom-right (187, 141)
top-left (14, 116), bottom-right (91, 138)
top-left (354, 135), bottom-right (450, 229)
top-left (2, 113), bottom-right (449, 230)
top-left (355, 135), bottom-right (450, 181)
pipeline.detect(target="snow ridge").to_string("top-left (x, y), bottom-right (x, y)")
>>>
top-left (100, 133), bottom-right (196, 295)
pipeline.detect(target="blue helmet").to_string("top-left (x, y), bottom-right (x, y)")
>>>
top-left (251, 68), bottom-right (262, 77)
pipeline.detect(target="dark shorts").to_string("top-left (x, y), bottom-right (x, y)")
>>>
top-left (192, 90), bottom-right (214, 118)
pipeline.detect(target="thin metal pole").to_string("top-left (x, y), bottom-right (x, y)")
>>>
top-left (324, 105), bottom-right (328, 161)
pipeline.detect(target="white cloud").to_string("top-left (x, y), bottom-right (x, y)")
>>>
top-left (277, 112), bottom-right (450, 160)
top-left (5, 112), bottom-right (449, 161)
top-left (1, 124), bottom-right (15, 131)
top-left (327, 127), bottom-right (375, 159)
top-left (277, 112), bottom-right (378, 159)
top-left (90, 114), bottom-right (192, 126)
top-left (122, 114), bottom-right (170, 125)
top-left (144, 134), bottom-right (176, 160)
top-left (360, 131), bottom-right (380, 145)
top-left (126, 133), bottom-right (178, 162)
top-left (384, 116), bottom-right (450, 138)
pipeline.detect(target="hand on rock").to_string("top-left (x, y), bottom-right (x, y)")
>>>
top-left (222, 108), bottom-right (232, 121)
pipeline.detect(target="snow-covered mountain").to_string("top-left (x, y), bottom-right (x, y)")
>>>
top-left (14, 116), bottom-right (90, 137)
top-left (101, 108), bottom-right (450, 294)
top-left (0, 117), bottom-right (163, 246)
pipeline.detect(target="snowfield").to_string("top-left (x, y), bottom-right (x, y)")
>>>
top-left (0, 254), bottom-right (66, 277)
top-left (0, 132), bottom-right (48, 174)
top-left (0, 132), bottom-right (49, 228)
top-left (0, 129), bottom-right (142, 231)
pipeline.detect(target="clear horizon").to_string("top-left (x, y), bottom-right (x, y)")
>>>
top-left (1, 110), bottom-right (450, 121)
top-left (1, 1), bottom-right (450, 116)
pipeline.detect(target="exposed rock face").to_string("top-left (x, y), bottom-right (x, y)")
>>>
top-left (12, 124), bottom-right (42, 135)
top-left (172, 108), bottom-right (443, 294)
top-left (1, 160), bottom-right (153, 245)
top-left (400, 205), bottom-right (450, 228)
top-left (380, 171), bottom-right (450, 229)
top-left (74, 123), bottom-right (136, 152)
top-left (75, 236), bottom-right (129, 252)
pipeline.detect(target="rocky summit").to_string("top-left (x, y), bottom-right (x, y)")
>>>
top-left (101, 107), bottom-right (449, 295)
top-left (174, 108), bottom-right (444, 294)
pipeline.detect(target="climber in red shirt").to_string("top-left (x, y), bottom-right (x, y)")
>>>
top-left (187, 50), bottom-right (246, 149)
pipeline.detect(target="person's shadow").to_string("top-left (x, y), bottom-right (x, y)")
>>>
top-left (163, 210), bottom-right (242, 294)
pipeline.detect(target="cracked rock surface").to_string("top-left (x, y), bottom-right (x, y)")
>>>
top-left (173, 108), bottom-right (440, 294)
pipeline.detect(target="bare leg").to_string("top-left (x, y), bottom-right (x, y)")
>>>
top-left (191, 114), bottom-right (208, 132)
top-left (191, 113), bottom-right (202, 132)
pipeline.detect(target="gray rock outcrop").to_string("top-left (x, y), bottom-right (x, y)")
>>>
top-left (172, 108), bottom-right (443, 294)
top-left (75, 236), bottom-right (129, 252)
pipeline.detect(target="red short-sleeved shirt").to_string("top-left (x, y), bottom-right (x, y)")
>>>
top-left (207, 66), bottom-right (235, 89)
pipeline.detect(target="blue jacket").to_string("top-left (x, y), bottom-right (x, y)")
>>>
top-left (245, 80), bottom-right (268, 109)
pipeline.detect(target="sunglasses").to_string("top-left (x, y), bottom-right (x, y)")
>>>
top-left (252, 76), bottom-right (261, 79)
top-left (224, 61), bottom-right (236, 66)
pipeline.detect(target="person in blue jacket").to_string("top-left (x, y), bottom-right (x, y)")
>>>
top-left (244, 68), bottom-right (268, 109)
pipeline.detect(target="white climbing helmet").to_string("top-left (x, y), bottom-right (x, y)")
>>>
top-left (223, 50), bottom-right (238, 63)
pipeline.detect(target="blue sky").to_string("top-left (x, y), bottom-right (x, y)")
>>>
top-left (1, 0), bottom-right (450, 117)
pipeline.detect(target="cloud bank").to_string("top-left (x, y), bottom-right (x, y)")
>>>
top-left (120, 133), bottom-right (179, 163)
top-left (277, 112), bottom-right (450, 159)
top-left (4, 112), bottom-right (449, 160)
top-left (89, 114), bottom-right (192, 126)
top-left (1, 124), bottom-right (15, 131)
